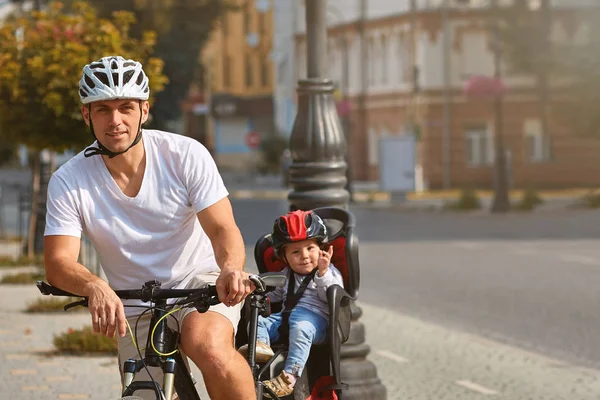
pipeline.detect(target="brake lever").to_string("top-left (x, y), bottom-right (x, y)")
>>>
top-left (64, 298), bottom-right (88, 311)
top-left (249, 275), bottom-right (266, 293)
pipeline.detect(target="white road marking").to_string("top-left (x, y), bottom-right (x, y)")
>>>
top-left (453, 242), bottom-right (482, 250)
top-left (455, 380), bottom-right (498, 395)
top-left (560, 254), bottom-right (598, 265)
top-left (512, 248), bottom-right (537, 255)
top-left (374, 350), bottom-right (408, 364)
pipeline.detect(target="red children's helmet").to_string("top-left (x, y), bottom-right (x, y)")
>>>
top-left (271, 210), bottom-right (328, 259)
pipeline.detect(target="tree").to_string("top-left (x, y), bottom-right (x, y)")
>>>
top-left (66, 0), bottom-right (237, 130)
top-left (495, 0), bottom-right (553, 159)
top-left (495, 2), bottom-right (600, 138)
top-left (551, 10), bottom-right (600, 138)
top-left (0, 1), bottom-right (167, 256)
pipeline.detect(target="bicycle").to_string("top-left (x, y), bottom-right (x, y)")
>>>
top-left (37, 273), bottom-right (286, 400)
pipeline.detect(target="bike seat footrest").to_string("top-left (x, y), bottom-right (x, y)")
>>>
top-left (322, 383), bottom-right (349, 392)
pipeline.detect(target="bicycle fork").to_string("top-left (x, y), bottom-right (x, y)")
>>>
top-left (247, 294), bottom-right (284, 399)
top-left (122, 358), bottom-right (176, 400)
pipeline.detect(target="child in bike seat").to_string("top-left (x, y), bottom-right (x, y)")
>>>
top-left (239, 210), bottom-right (344, 398)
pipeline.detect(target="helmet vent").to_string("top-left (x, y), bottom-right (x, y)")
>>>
top-left (93, 71), bottom-right (109, 86)
top-left (123, 70), bottom-right (135, 85)
top-left (84, 75), bottom-right (95, 89)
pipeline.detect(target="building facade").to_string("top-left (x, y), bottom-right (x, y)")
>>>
top-left (199, 0), bottom-right (276, 170)
top-left (292, 0), bottom-right (600, 189)
top-left (272, 0), bottom-right (297, 138)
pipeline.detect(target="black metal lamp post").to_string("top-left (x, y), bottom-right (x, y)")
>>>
top-left (288, 1), bottom-right (387, 399)
top-left (287, 0), bottom-right (348, 210)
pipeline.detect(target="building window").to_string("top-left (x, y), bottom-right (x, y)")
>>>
top-left (222, 15), bottom-right (228, 36)
top-left (258, 13), bottom-right (266, 34)
top-left (381, 35), bottom-right (388, 84)
top-left (368, 37), bottom-right (376, 86)
top-left (277, 57), bottom-right (287, 85)
top-left (244, 6), bottom-right (251, 34)
top-left (261, 56), bottom-right (270, 87)
top-left (465, 124), bottom-right (493, 166)
top-left (397, 33), bottom-right (412, 83)
top-left (246, 54), bottom-right (253, 88)
top-left (524, 119), bottom-right (550, 163)
top-left (223, 55), bottom-right (231, 89)
top-left (368, 128), bottom-right (379, 166)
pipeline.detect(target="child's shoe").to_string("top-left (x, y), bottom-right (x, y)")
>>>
top-left (238, 341), bottom-right (275, 363)
top-left (263, 371), bottom-right (295, 398)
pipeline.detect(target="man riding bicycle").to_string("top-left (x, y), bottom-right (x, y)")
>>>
top-left (43, 55), bottom-right (256, 399)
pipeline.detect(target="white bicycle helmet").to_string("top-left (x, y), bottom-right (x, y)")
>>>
top-left (79, 56), bottom-right (149, 104)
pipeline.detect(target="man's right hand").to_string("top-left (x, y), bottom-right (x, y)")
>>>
top-left (84, 280), bottom-right (127, 338)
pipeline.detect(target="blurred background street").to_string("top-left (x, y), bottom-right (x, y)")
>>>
top-left (3, 0), bottom-right (600, 399)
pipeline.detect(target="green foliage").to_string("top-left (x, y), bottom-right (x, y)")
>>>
top-left (26, 297), bottom-right (83, 313)
top-left (444, 189), bottom-right (482, 211)
top-left (0, 255), bottom-right (44, 268)
top-left (0, 268), bottom-right (46, 284)
top-left (53, 325), bottom-right (118, 354)
top-left (580, 190), bottom-right (600, 209)
top-left (0, 141), bottom-right (18, 167)
top-left (0, 1), bottom-right (167, 153)
top-left (258, 135), bottom-right (288, 175)
top-left (68, 0), bottom-right (238, 129)
top-left (495, 0), bottom-right (552, 76)
top-left (553, 21), bottom-right (600, 137)
top-left (515, 188), bottom-right (544, 211)
top-left (494, 1), bottom-right (600, 137)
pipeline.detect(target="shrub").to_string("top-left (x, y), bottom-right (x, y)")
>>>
top-left (0, 255), bottom-right (43, 268)
top-left (444, 189), bottom-right (481, 211)
top-left (581, 190), bottom-right (600, 209)
top-left (515, 188), bottom-right (543, 211)
top-left (53, 325), bottom-right (118, 354)
top-left (26, 297), bottom-right (83, 313)
top-left (1, 269), bottom-right (45, 284)
top-left (257, 134), bottom-right (288, 175)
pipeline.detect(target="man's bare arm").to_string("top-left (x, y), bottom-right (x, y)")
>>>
top-left (197, 197), bottom-right (250, 305)
top-left (44, 235), bottom-right (103, 295)
top-left (197, 197), bottom-right (246, 272)
top-left (44, 235), bottom-right (126, 337)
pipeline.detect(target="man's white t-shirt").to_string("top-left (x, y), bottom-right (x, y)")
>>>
top-left (45, 130), bottom-right (228, 311)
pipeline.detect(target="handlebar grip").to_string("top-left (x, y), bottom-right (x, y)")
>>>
top-left (36, 281), bottom-right (80, 297)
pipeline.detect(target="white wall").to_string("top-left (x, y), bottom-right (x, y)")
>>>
top-left (273, 0), bottom-right (298, 136)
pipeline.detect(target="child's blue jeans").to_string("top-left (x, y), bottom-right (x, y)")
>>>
top-left (256, 306), bottom-right (328, 377)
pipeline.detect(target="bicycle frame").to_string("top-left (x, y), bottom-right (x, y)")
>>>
top-left (37, 272), bottom-right (287, 400)
top-left (243, 283), bottom-right (287, 400)
top-left (120, 296), bottom-right (185, 400)
top-left (37, 279), bottom-right (212, 400)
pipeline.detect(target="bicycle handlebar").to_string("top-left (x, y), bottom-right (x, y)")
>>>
top-left (36, 271), bottom-right (287, 310)
top-left (36, 280), bottom-right (218, 302)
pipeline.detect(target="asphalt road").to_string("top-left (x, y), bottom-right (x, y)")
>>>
top-left (231, 199), bottom-right (600, 373)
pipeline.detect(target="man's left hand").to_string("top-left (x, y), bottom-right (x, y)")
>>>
top-left (216, 268), bottom-right (256, 307)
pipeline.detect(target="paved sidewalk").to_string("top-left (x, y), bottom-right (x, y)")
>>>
top-left (0, 265), bottom-right (397, 400)
top-left (3, 274), bottom-right (600, 399)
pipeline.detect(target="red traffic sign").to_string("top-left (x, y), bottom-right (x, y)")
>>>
top-left (245, 131), bottom-right (261, 149)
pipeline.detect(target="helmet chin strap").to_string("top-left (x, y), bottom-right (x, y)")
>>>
top-left (84, 102), bottom-right (144, 158)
